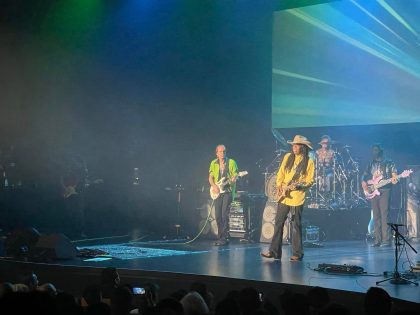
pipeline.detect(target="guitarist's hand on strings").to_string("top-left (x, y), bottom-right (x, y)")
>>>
top-left (211, 185), bottom-right (220, 194)
top-left (391, 175), bottom-right (398, 184)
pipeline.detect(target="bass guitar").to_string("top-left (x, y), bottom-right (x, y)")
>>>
top-left (364, 169), bottom-right (412, 200)
top-left (210, 171), bottom-right (248, 200)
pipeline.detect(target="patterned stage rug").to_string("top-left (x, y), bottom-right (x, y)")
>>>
top-left (78, 244), bottom-right (206, 260)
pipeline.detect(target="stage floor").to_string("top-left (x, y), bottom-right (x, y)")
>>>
top-left (59, 238), bottom-right (420, 303)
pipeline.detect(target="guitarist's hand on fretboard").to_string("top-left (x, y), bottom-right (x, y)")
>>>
top-left (361, 181), bottom-right (368, 193)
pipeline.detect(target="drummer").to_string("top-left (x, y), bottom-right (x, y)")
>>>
top-left (316, 135), bottom-right (335, 192)
top-left (316, 135), bottom-right (334, 165)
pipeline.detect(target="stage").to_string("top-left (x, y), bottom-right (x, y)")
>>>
top-left (1, 238), bottom-right (419, 307)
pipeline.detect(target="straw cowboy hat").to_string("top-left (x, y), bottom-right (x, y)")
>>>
top-left (287, 135), bottom-right (313, 150)
top-left (319, 135), bottom-right (332, 145)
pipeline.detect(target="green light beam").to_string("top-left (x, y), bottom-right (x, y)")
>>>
top-left (288, 8), bottom-right (420, 79)
top-left (350, 0), bottom-right (408, 45)
top-left (377, 0), bottom-right (418, 37)
top-left (272, 69), bottom-right (344, 87)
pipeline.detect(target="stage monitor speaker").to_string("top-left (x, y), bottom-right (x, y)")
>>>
top-left (5, 227), bottom-right (41, 257)
top-left (407, 165), bottom-right (420, 239)
top-left (34, 233), bottom-right (77, 260)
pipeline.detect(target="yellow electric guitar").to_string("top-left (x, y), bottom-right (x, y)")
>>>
top-left (274, 181), bottom-right (305, 203)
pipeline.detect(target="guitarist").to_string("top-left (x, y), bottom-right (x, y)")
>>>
top-left (361, 144), bottom-right (398, 247)
top-left (209, 144), bottom-right (238, 246)
top-left (261, 135), bottom-right (315, 261)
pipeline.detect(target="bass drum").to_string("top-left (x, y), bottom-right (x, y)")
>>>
top-left (265, 172), bottom-right (278, 202)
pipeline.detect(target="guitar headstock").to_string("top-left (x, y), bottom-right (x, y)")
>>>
top-left (400, 169), bottom-right (413, 178)
top-left (238, 171), bottom-right (248, 177)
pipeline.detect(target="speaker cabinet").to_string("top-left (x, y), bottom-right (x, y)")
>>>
top-left (5, 227), bottom-right (41, 257)
top-left (259, 201), bottom-right (289, 243)
top-left (34, 233), bottom-right (77, 260)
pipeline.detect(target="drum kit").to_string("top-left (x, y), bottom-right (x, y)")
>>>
top-left (265, 130), bottom-right (367, 210)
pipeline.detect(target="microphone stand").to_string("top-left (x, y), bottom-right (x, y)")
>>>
top-left (376, 223), bottom-right (418, 286)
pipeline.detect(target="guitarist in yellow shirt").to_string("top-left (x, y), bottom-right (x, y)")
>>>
top-left (261, 135), bottom-right (315, 261)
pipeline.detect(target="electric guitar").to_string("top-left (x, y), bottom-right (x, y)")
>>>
top-left (210, 171), bottom-right (248, 200)
top-left (364, 169), bottom-right (413, 200)
top-left (274, 181), bottom-right (305, 203)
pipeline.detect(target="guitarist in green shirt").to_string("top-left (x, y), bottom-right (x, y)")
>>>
top-left (209, 144), bottom-right (238, 246)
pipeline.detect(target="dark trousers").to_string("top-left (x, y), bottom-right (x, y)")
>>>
top-left (214, 192), bottom-right (232, 240)
top-left (371, 189), bottom-right (391, 244)
top-left (269, 203), bottom-right (304, 258)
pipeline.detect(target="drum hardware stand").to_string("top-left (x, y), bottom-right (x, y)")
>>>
top-left (174, 184), bottom-right (184, 238)
top-left (164, 184), bottom-right (187, 239)
top-left (376, 223), bottom-right (418, 286)
top-left (315, 158), bottom-right (319, 207)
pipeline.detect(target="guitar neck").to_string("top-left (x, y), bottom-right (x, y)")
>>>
top-left (374, 173), bottom-right (403, 189)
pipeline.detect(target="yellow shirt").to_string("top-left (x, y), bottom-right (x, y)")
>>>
top-left (276, 152), bottom-right (315, 206)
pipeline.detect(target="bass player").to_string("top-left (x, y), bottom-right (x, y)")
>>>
top-left (361, 144), bottom-right (398, 247)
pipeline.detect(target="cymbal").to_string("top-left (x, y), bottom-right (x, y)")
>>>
top-left (271, 129), bottom-right (288, 147)
top-left (343, 145), bottom-right (351, 149)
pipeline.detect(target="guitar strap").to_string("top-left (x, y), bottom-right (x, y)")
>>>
top-left (219, 157), bottom-right (228, 179)
top-left (288, 161), bottom-right (306, 220)
top-left (289, 159), bottom-right (304, 184)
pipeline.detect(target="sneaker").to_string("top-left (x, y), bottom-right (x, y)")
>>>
top-left (260, 251), bottom-right (281, 260)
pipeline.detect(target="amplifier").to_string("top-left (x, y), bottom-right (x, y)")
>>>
top-left (229, 213), bottom-right (246, 233)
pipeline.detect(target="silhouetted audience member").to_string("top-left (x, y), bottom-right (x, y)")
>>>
top-left (37, 282), bottom-right (57, 297)
top-left (364, 287), bottom-right (392, 315)
top-left (190, 281), bottom-right (214, 312)
top-left (239, 287), bottom-right (262, 315)
top-left (13, 283), bottom-right (29, 292)
top-left (86, 302), bottom-right (112, 315)
top-left (21, 271), bottom-right (39, 291)
top-left (319, 303), bottom-right (350, 315)
top-left (101, 267), bottom-right (121, 302)
top-left (225, 290), bottom-right (240, 303)
top-left (307, 286), bottom-right (330, 312)
top-left (215, 298), bottom-right (240, 315)
top-left (170, 289), bottom-right (188, 302)
top-left (390, 311), bottom-right (419, 315)
top-left (262, 298), bottom-right (279, 315)
top-left (56, 291), bottom-right (84, 315)
top-left (111, 286), bottom-right (133, 315)
top-left (280, 292), bottom-right (310, 315)
top-left (0, 282), bottom-right (14, 297)
top-left (180, 291), bottom-right (210, 315)
top-left (83, 284), bottom-right (103, 306)
top-left (155, 297), bottom-right (184, 315)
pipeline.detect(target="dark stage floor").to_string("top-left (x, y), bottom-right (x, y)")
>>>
top-left (30, 238), bottom-right (420, 304)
